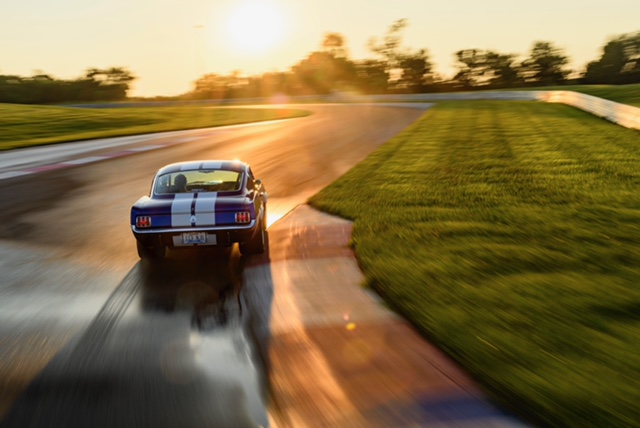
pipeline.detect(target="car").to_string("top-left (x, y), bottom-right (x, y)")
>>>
top-left (131, 160), bottom-right (268, 259)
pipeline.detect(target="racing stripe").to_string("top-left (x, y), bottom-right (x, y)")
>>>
top-left (171, 193), bottom-right (194, 227)
top-left (194, 193), bottom-right (217, 226)
top-left (202, 161), bottom-right (222, 170)
top-left (180, 161), bottom-right (201, 171)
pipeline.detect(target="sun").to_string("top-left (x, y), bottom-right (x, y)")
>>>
top-left (225, 1), bottom-right (286, 54)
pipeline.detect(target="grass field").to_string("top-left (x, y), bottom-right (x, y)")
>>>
top-left (309, 101), bottom-right (640, 427)
top-left (0, 104), bottom-right (310, 151)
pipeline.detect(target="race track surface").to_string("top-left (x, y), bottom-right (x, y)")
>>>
top-left (0, 104), bottom-right (428, 427)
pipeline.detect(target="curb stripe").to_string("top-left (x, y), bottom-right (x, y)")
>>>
top-left (130, 145), bottom-right (162, 152)
top-left (62, 156), bottom-right (106, 165)
top-left (0, 171), bottom-right (32, 180)
top-left (28, 164), bottom-right (70, 172)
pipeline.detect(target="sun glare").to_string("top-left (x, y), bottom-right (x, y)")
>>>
top-left (225, 1), bottom-right (286, 54)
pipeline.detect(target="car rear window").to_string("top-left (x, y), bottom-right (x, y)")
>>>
top-left (154, 170), bottom-right (243, 194)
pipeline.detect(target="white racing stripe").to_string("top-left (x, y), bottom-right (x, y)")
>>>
top-left (194, 193), bottom-right (217, 226)
top-left (171, 193), bottom-right (194, 227)
top-left (202, 161), bottom-right (223, 170)
top-left (180, 162), bottom-right (202, 171)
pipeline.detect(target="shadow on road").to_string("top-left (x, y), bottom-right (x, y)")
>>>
top-left (1, 246), bottom-right (274, 428)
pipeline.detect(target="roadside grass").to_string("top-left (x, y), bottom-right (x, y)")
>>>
top-left (309, 101), bottom-right (640, 427)
top-left (0, 103), bottom-right (310, 151)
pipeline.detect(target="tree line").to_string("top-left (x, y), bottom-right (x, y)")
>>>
top-left (186, 21), bottom-right (640, 100)
top-left (1, 20), bottom-right (639, 104)
top-left (0, 67), bottom-right (135, 104)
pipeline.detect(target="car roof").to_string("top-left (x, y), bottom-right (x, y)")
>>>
top-left (156, 160), bottom-right (248, 175)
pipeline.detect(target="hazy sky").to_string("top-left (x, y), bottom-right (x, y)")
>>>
top-left (1, 0), bottom-right (638, 97)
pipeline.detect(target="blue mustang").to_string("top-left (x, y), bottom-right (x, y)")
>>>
top-left (131, 160), bottom-right (267, 259)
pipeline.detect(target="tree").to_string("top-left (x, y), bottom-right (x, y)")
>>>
top-left (453, 49), bottom-right (486, 89)
top-left (189, 73), bottom-right (229, 99)
top-left (368, 19), bottom-right (408, 70)
top-left (322, 33), bottom-right (348, 58)
top-left (83, 67), bottom-right (136, 100)
top-left (0, 67), bottom-right (137, 104)
top-left (453, 49), bottom-right (521, 89)
top-left (396, 50), bottom-right (432, 92)
top-left (584, 31), bottom-right (640, 84)
top-left (484, 51), bottom-right (521, 87)
top-left (368, 19), bottom-right (433, 92)
top-left (290, 33), bottom-right (358, 95)
top-left (243, 72), bottom-right (293, 98)
top-left (520, 41), bottom-right (570, 85)
top-left (291, 51), bottom-right (356, 94)
top-left (86, 67), bottom-right (135, 86)
top-left (353, 59), bottom-right (389, 93)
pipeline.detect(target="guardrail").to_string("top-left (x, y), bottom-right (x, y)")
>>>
top-left (339, 91), bottom-right (640, 132)
top-left (535, 91), bottom-right (640, 131)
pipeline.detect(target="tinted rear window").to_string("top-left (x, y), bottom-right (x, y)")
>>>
top-left (154, 170), bottom-right (243, 194)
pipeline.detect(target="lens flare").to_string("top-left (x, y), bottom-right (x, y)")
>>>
top-left (225, 1), bottom-right (286, 54)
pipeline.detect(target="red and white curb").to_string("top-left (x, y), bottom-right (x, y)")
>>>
top-left (0, 137), bottom-right (199, 181)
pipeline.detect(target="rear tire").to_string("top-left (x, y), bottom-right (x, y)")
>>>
top-left (137, 240), bottom-right (166, 260)
top-left (239, 218), bottom-right (266, 255)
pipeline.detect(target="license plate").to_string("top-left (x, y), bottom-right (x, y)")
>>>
top-left (182, 232), bottom-right (207, 245)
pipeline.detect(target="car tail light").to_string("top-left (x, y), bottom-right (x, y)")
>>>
top-left (136, 216), bottom-right (152, 228)
top-left (235, 211), bottom-right (251, 224)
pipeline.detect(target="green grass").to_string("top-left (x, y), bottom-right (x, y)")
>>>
top-left (0, 104), bottom-right (310, 151)
top-left (309, 101), bottom-right (640, 427)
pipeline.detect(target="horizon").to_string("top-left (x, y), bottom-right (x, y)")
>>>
top-left (1, 0), bottom-right (638, 97)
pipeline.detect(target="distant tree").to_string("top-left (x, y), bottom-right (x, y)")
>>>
top-left (584, 31), bottom-right (640, 84)
top-left (520, 41), bottom-right (570, 85)
top-left (80, 67), bottom-right (136, 100)
top-left (484, 51), bottom-right (521, 87)
top-left (322, 33), bottom-right (348, 58)
top-left (233, 71), bottom-right (298, 99)
top-left (353, 59), bottom-right (389, 93)
top-left (368, 19), bottom-right (433, 92)
top-left (31, 72), bottom-right (53, 82)
top-left (453, 49), bottom-right (521, 89)
top-left (368, 19), bottom-right (408, 71)
top-left (396, 50), bottom-right (432, 92)
top-left (86, 67), bottom-right (135, 86)
top-left (188, 73), bottom-right (229, 99)
top-left (0, 75), bottom-right (28, 103)
top-left (453, 49), bottom-right (486, 89)
top-left (244, 72), bottom-right (293, 98)
top-left (291, 51), bottom-right (356, 94)
top-left (290, 34), bottom-right (359, 95)
top-left (0, 67), bottom-right (136, 104)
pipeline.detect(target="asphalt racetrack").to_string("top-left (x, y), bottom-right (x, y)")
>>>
top-left (0, 104), bottom-right (429, 427)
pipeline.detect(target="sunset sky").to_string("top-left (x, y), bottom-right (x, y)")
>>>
top-left (1, 0), bottom-right (638, 97)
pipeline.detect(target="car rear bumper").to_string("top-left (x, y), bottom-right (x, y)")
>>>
top-left (132, 220), bottom-right (259, 248)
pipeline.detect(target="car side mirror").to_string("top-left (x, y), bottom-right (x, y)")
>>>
top-left (255, 179), bottom-right (262, 187)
